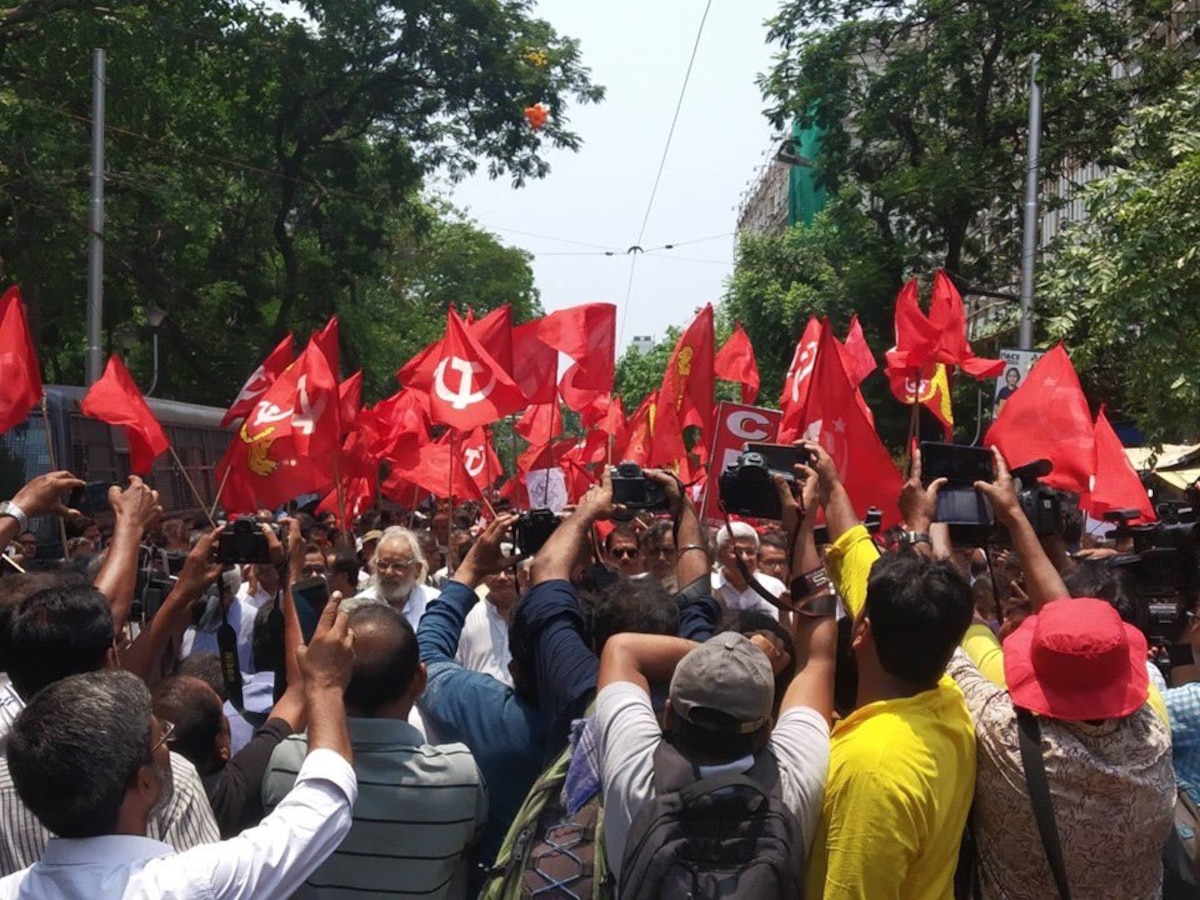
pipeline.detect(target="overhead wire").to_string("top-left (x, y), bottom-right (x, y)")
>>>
top-left (617, 0), bottom-right (715, 346)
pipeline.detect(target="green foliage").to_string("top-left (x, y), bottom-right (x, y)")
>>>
top-left (759, 0), bottom-right (1186, 287)
top-left (0, 0), bottom-right (600, 404)
top-left (1042, 70), bottom-right (1200, 443)
top-left (614, 327), bottom-right (679, 412)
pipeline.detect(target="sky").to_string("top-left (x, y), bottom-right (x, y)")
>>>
top-left (444, 0), bottom-right (784, 351)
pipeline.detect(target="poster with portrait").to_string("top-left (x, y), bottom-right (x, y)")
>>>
top-left (992, 348), bottom-right (1045, 417)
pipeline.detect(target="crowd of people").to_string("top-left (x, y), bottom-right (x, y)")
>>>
top-left (0, 441), bottom-right (1197, 899)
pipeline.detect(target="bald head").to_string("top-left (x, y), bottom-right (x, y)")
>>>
top-left (344, 604), bottom-right (422, 717)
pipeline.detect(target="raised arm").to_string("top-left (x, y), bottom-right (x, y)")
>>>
top-left (807, 441), bottom-right (860, 545)
top-left (530, 469), bottom-right (615, 586)
top-left (1, 470), bottom-right (85, 553)
top-left (776, 458), bottom-right (838, 726)
top-left (897, 446), bottom-right (948, 561)
top-left (296, 593), bottom-right (355, 764)
top-left (645, 470), bottom-right (708, 588)
top-left (974, 448), bottom-right (1069, 611)
top-left (94, 476), bottom-right (163, 633)
top-left (122, 527), bottom-right (223, 679)
top-left (598, 632), bottom-right (698, 694)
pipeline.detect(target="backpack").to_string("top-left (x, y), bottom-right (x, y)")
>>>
top-left (480, 742), bottom-right (613, 900)
top-left (617, 739), bottom-right (806, 900)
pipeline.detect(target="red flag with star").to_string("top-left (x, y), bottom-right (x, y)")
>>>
top-left (220, 334), bottom-right (295, 428)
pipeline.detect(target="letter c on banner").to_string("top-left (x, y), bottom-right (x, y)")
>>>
top-left (728, 409), bottom-right (771, 442)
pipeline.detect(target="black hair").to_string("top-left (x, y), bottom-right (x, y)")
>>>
top-left (640, 520), bottom-right (674, 551)
top-left (343, 604), bottom-right (420, 715)
top-left (9, 670), bottom-right (152, 838)
top-left (0, 571), bottom-right (83, 673)
top-left (604, 523), bottom-right (641, 554)
top-left (8, 584), bottom-right (114, 700)
top-left (176, 652), bottom-right (228, 702)
top-left (585, 576), bottom-right (678, 651)
top-left (863, 555), bottom-right (974, 687)
top-left (330, 552), bottom-right (361, 586)
top-left (758, 529), bottom-right (789, 554)
top-left (151, 676), bottom-right (223, 773)
top-left (1064, 560), bottom-right (1151, 639)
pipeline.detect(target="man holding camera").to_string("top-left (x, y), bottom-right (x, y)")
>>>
top-left (908, 447), bottom-right (1175, 899)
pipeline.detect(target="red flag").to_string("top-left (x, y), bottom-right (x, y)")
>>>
top-left (360, 388), bottom-right (429, 463)
top-left (313, 317), bottom-right (341, 381)
top-left (799, 327), bottom-right (903, 526)
top-left (984, 344), bottom-right (1095, 495)
top-left (81, 355), bottom-right (169, 475)
top-left (387, 441), bottom-right (484, 501)
top-left (216, 339), bottom-right (341, 513)
top-left (221, 333), bottom-right (295, 427)
top-left (615, 390), bottom-right (658, 467)
top-left (511, 320), bottom-right (559, 405)
top-left (887, 363), bottom-right (955, 440)
top-left (599, 395), bottom-right (627, 438)
top-left (1086, 408), bottom-right (1155, 524)
top-left (884, 278), bottom-right (942, 375)
top-left (338, 371), bottom-right (363, 435)
top-left (839, 315), bottom-right (876, 387)
top-left (515, 402), bottom-right (561, 448)
top-left (427, 309), bottom-right (526, 430)
top-left (714, 323), bottom-right (760, 404)
top-left (653, 305), bottom-right (715, 467)
top-left (470, 306), bottom-right (515, 374)
top-left (317, 428), bottom-right (379, 525)
top-left (438, 427), bottom-right (501, 492)
top-left (927, 271), bottom-right (1004, 378)
top-left (778, 317), bottom-right (823, 439)
top-left (537, 304), bottom-right (617, 413)
top-left (0, 286), bottom-right (43, 434)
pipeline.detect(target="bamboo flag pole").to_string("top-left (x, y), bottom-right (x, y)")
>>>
top-left (168, 445), bottom-right (216, 527)
top-left (39, 398), bottom-right (72, 560)
top-left (209, 466), bottom-right (232, 524)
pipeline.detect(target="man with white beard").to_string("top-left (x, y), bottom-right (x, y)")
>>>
top-left (350, 527), bottom-right (439, 633)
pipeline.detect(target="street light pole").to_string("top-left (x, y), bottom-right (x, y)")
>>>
top-left (85, 49), bottom-right (107, 386)
top-left (1018, 53), bottom-right (1042, 351)
top-left (146, 305), bottom-right (166, 396)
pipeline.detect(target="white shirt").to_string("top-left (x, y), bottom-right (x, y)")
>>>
top-left (0, 748), bottom-right (356, 900)
top-left (455, 598), bottom-right (513, 687)
top-left (595, 682), bottom-right (830, 885)
top-left (0, 679), bottom-right (22, 748)
top-left (351, 582), bottom-right (438, 633)
top-left (181, 584), bottom-right (273, 676)
top-left (711, 570), bottom-right (786, 620)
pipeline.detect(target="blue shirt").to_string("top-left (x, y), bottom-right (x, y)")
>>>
top-left (417, 580), bottom-right (552, 866)
top-left (1164, 681), bottom-right (1200, 788)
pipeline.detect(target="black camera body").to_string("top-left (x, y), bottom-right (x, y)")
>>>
top-left (1129, 505), bottom-right (1200, 598)
top-left (514, 508), bottom-right (560, 557)
top-left (610, 462), bottom-right (669, 514)
top-left (718, 451), bottom-right (798, 521)
top-left (216, 516), bottom-right (277, 564)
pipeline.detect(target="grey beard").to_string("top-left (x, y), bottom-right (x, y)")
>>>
top-left (375, 576), bottom-right (414, 606)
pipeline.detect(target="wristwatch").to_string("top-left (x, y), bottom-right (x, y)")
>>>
top-left (0, 501), bottom-right (29, 532)
top-left (899, 531), bottom-right (932, 546)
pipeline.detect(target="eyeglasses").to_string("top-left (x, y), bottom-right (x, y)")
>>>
top-left (376, 559), bottom-right (416, 573)
top-left (152, 720), bottom-right (176, 753)
top-left (610, 547), bottom-right (640, 560)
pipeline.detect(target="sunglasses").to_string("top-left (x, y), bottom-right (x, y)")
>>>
top-left (610, 547), bottom-right (640, 560)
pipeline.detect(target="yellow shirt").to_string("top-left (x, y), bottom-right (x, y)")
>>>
top-left (805, 525), bottom-right (976, 900)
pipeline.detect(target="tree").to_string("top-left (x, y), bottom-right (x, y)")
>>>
top-left (1042, 69), bottom-right (1200, 443)
top-left (758, 0), bottom-right (1190, 291)
top-left (0, 0), bottom-right (600, 403)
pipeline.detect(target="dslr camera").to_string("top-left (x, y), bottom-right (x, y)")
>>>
top-left (216, 516), bottom-right (280, 564)
top-left (610, 462), bottom-right (669, 517)
top-left (1009, 459), bottom-right (1067, 539)
top-left (718, 445), bottom-right (809, 521)
top-left (514, 508), bottom-right (560, 557)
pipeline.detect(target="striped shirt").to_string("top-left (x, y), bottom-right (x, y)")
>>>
top-left (263, 717), bottom-right (487, 899)
top-left (0, 750), bottom-right (220, 874)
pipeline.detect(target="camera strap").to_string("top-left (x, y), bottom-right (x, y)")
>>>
top-left (269, 587), bottom-right (286, 703)
top-left (216, 576), bottom-right (244, 711)
top-left (718, 506), bottom-right (793, 615)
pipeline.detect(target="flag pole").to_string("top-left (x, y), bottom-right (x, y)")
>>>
top-left (447, 432), bottom-right (457, 576)
top-left (168, 445), bottom-right (216, 527)
top-left (480, 427), bottom-right (498, 520)
top-left (39, 398), bottom-right (72, 560)
top-left (906, 368), bottom-right (921, 477)
top-left (209, 466), bottom-right (232, 523)
top-left (332, 444), bottom-right (349, 538)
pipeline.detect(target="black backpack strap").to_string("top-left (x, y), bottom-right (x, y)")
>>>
top-left (1016, 708), bottom-right (1071, 900)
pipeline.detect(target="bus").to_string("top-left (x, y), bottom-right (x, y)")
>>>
top-left (0, 387), bottom-right (233, 557)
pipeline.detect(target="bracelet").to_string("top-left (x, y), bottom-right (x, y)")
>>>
top-left (0, 501), bottom-right (28, 533)
top-left (676, 544), bottom-right (709, 560)
top-left (899, 531), bottom-right (932, 546)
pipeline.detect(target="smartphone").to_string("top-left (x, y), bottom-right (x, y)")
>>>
top-left (744, 443), bottom-right (813, 474)
top-left (292, 575), bottom-right (330, 643)
top-left (919, 442), bottom-right (994, 487)
top-left (68, 481), bottom-right (115, 515)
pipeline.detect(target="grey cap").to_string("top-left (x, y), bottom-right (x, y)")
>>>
top-left (668, 632), bottom-right (774, 734)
